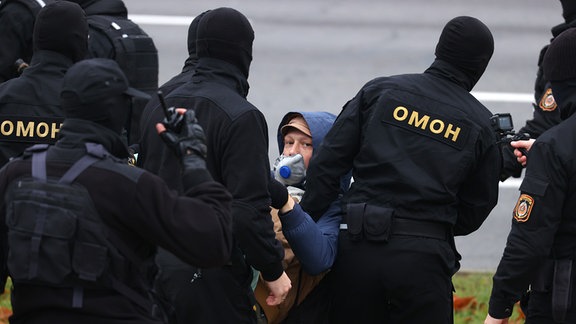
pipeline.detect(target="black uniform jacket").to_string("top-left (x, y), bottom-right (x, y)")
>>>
top-left (0, 50), bottom-right (73, 167)
top-left (0, 120), bottom-right (233, 323)
top-left (489, 112), bottom-right (576, 318)
top-left (301, 60), bottom-right (501, 236)
top-left (139, 57), bottom-right (284, 281)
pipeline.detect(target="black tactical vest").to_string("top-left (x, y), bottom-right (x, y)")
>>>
top-left (5, 143), bottom-right (154, 310)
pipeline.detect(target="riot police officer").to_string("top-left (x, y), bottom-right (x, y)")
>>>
top-left (137, 8), bottom-right (291, 324)
top-left (0, 1), bottom-right (88, 167)
top-left (300, 16), bottom-right (501, 323)
top-left (0, 57), bottom-right (233, 324)
top-left (500, 0), bottom-right (576, 180)
top-left (486, 27), bottom-right (576, 324)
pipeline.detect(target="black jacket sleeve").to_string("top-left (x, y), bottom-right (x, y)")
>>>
top-left (133, 172), bottom-right (234, 268)
top-left (489, 140), bottom-right (566, 318)
top-left (220, 111), bottom-right (284, 281)
top-left (454, 129), bottom-right (501, 235)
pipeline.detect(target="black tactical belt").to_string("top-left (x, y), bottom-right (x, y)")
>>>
top-left (340, 217), bottom-right (449, 240)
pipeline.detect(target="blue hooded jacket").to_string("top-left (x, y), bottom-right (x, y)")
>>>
top-left (275, 111), bottom-right (349, 275)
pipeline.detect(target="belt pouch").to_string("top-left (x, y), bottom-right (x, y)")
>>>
top-left (552, 259), bottom-right (573, 323)
top-left (363, 205), bottom-right (392, 243)
top-left (345, 203), bottom-right (365, 241)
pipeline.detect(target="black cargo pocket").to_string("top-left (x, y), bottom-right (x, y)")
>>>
top-left (7, 199), bottom-right (76, 283)
top-left (73, 242), bottom-right (108, 281)
top-left (364, 205), bottom-right (393, 243)
top-left (346, 203), bottom-right (366, 241)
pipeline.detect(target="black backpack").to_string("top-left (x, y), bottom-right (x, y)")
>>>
top-left (87, 15), bottom-right (158, 93)
top-left (5, 143), bottom-right (154, 311)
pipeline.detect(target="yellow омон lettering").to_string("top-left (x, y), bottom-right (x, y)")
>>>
top-left (52, 123), bottom-right (60, 139)
top-left (391, 106), bottom-right (462, 143)
top-left (444, 124), bottom-right (461, 142)
top-left (393, 106), bottom-right (409, 121)
top-left (17, 121), bottom-right (34, 137)
top-left (408, 111), bottom-right (430, 129)
top-left (429, 119), bottom-right (444, 134)
top-left (1, 121), bottom-right (14, 136)
top-left (36, 122), bottom-right (49, 138)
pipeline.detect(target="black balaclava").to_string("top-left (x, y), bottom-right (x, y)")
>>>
top-left (561, 0), bottom-right (576, 24)
top-left (33, 1), bottom-right (88, 62)
top-left (543, 27), bottom-right (576, 120)
top-left (61, 58), bottom-right (148, 134)
top-left (434, 16), bottom-right (494, 90)
top-left (183, 10), bottom-right (210, 69)
top-left (196, 7), bottom-right (254, 78)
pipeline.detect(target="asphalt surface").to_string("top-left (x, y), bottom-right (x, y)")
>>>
top-left (123, 0), bottom-right (564, 272)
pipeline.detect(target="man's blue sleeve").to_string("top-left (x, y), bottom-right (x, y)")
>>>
top-left (279, 200), bottom-right (341, 275)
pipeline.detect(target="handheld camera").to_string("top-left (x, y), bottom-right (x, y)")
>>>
top-left (490, 113), bottom-right (530, 156)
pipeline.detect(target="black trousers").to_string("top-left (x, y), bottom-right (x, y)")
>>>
top-left (155, 248), bottom-right (257, 324)
top-left (329, 233), bottom-right (456, 324)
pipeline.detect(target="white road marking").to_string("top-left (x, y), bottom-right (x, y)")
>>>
top-left (129, 14), bottom-right (194, 26)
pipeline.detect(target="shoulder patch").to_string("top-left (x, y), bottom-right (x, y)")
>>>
top-left (539, 88), bottom-right (557, 112)
top-left (513, 194), bottom-right (534, 223)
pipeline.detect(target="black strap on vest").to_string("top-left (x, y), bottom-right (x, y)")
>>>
top-left (32, 144), bottom-right (102, 183)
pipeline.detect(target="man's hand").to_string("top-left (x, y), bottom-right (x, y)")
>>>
top-left (156, 108), bottom-right (207, 170)
top-left (484, 314), bottom-right (509, 324)
top-left (511, 139), bottom-right (535, 167)
top-left (263, 271), bottom-right (292, 306)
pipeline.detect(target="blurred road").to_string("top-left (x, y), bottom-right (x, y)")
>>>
top-left (123, 0), bottom-right (563, 272)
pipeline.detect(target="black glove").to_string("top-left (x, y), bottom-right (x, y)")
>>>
top-left (268, 177), bottom-right (289, 209)
top-left (159, 109), bottom-right (207, 171)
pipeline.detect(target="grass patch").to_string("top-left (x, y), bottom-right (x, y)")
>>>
top-left (0, 273), bottom-right (525, 323)
top-left (0, 278), bottom-right (12, 324)
top-left (453, 271), bottom-right (524, 324)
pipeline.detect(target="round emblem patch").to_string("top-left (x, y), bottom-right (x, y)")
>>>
top-left (539, 88), bottom-right (557, 112)
top-left (514, 194), bottom-right (534, 223)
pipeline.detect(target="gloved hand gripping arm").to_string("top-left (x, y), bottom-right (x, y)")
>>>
top-left (268, 176), bottom-right (294, 213)
top-left (156, 108), bottom-right (212, 187)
